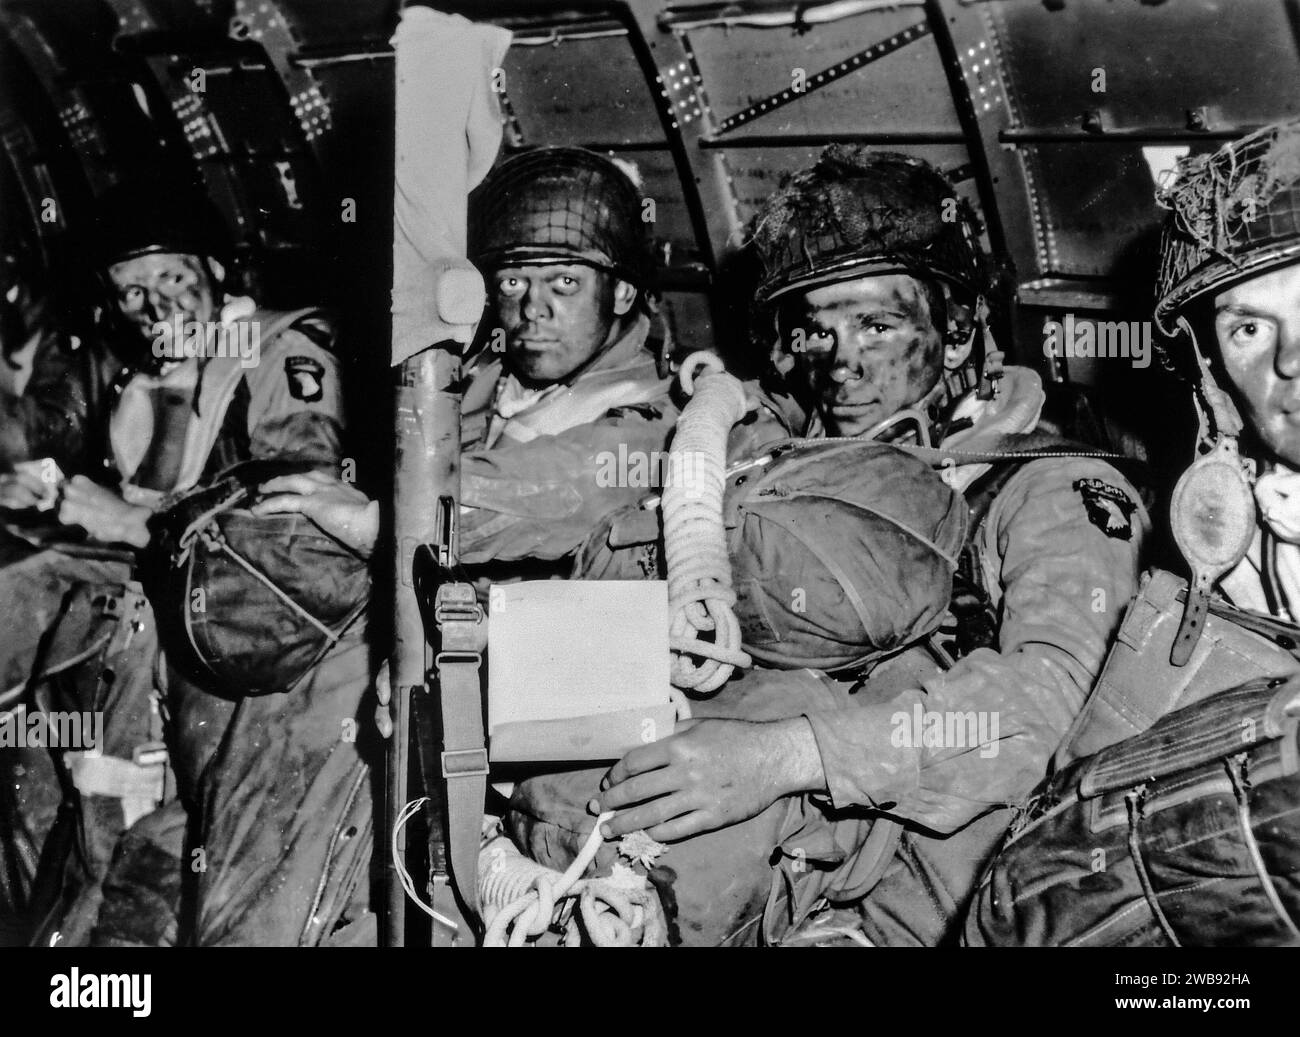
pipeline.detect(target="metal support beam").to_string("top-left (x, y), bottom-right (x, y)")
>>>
top-left (925, 0), bottom-right (1008, 262)
top-left (1000, 126), bottom-right (1260, 144)
top-left (710, 19), bottom-right (932, 138)
top-left (231, 0), bottom-right (333, 147)
top-left (621, 1), bottom-right (729, 271)
top-left (102, 0), bottom-right (259, 244)
top-left (927, 0), bottom-right (1036, 361)
top-left (700, 131), bottom-right (968, 148)
top-left (0, 9), bottom-right (114, 195)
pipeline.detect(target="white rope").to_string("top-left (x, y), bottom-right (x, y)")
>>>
top-left (663, 351), bottom-right (754, 694)
top-left (478, 812), bottom-right (669, 946)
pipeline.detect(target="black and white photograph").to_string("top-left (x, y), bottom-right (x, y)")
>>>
top-left (0, 0), bottom-right (1293, 1005)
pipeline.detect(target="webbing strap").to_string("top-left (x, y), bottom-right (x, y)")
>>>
top-left (433, 581), bottom-right (488, 922)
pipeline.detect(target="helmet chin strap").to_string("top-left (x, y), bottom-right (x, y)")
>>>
top-left (1168, 313), bottom-right (1258, 666)
top-left (930, 296), bottom-right (997, 437)
top-left (1184, 314), bottom-right (1246, 448)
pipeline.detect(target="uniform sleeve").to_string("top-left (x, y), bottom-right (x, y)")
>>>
top-left (246, 321), bottom-right (345, 469)
top-left (803, 457), bottom-right (1149, 832)
top-left (0, 331), bottom-right (91, 469)
top-left (459, 399), bottom-right (678, 565)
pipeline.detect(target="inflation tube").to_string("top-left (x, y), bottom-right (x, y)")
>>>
top-left (663, 352), bottom-right (755, 694)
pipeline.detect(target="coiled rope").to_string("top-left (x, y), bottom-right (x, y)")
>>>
top-left (663, 351), bottom-right (754, 694)
top-left (479, 814), bottom-right (667, 947)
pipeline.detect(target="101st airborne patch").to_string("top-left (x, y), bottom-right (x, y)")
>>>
top-left (1073, 477), bottom-right (1138, 541)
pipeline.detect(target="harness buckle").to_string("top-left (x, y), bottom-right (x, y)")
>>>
top-left (441, 747), bottom-right (489, 779)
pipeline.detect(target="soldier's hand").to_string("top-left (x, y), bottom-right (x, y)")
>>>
top-left (252, 471), bottom-right (379, 557)
top-left (592, 717), bottom-right (825, 843)
top-left (57, 476), bottom-right (151, 547)
top-left (0, 469), bottom-right (48, 511)
top-left (374, 659), bottom-right (393, 739)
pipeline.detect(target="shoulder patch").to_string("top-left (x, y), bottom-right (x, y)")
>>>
top-left (285, 355), bottom-right (326, 402)
top-left (1073, 476), bottom-right (1138, 541)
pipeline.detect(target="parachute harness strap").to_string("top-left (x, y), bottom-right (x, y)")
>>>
top-left (478, 814), bottom-right (669, 947)
top-left (665, 352), bottom-right (755, 694)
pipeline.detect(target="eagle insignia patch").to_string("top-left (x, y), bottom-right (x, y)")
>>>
top-left (1073, 477), bottom-right (1137, 541)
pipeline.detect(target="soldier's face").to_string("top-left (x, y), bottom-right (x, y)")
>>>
top-left (1213, 262), bottom-right (1300, 468)
top-left (108, 252), bottom-right (217, 351)
top-left (784, 274), bottom-right (943, 437)
top-left (491, 263), bottom-right (621, 385)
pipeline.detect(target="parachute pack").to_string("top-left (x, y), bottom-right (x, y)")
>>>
top-left (969, 569), bottom-right (1300, 946)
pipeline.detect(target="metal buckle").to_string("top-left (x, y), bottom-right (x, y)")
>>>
top-left (435, 650), bottom-right (482, 671)
top-left (441, 747), bottom-right (489, 779)
top-left (433, 582), bottom-right (487, 654)
top-left (433, 582), bottom-right (483, 626)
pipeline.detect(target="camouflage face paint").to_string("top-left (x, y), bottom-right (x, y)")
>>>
top-left (788, 273), bottom-right (945, 437)
top-left (108, 252), bottom-right (218, 355)
top-left (491, 263), bottom-right (619, 385)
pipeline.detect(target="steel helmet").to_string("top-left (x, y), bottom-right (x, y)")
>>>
top-left (1155, 118), bottom-right (1300, 353)
top-left (749, 147), bottom-right (988, 307)
top-left (469, 146), bottom-right (653, 288)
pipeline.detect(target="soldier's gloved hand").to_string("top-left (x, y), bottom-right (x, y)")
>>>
top-left (374, 659), bottom-right (393, 739)
top-left (252, 471), bottom-right (379, 558)
top-left (592, 717), bottom-right (825, 843)
top-left (0, 469), bottom-right (48, 510)
top-left (57, 475), bottom-right (152, 547)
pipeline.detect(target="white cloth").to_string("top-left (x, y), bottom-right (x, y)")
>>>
top-left (390, 9), bottom-right (511, 365)
top-left (1255, 467), bottom-right (1300, 542)
top-left (1220, 464), bottom-right (1300, 621)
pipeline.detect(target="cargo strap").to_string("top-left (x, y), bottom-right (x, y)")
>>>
top-left (433, 580), bottom-right (488, 922)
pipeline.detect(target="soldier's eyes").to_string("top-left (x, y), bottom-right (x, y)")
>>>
top-left (855, 315), bottom-right (895, 334)
top-left (497, 278), bottom-right (525, 297)
top-left (1227, 319), bottom-right (1275, 349)
top-left (552, 276), bottom-right (580, 294)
